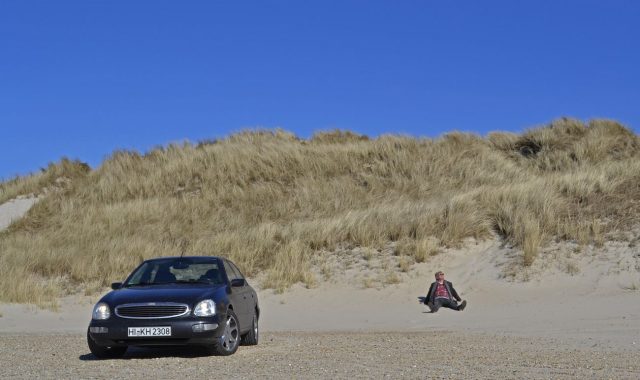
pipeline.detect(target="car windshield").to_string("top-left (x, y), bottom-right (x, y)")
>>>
top-left (124, 258), bottom-right (224, 287)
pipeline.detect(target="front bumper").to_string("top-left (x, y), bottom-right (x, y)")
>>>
top-left (88, 314), bottom-right (225, 347)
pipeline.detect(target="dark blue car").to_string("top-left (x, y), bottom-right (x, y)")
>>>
top-left (87, 256), bottom-right (259, 358)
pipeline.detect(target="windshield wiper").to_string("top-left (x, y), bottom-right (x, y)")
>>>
top-left (172, 279), bottom-right (212, 285)
top-left (123, 281), bottom-right (160, 287)
top-left (124, 279), bottom-right (212, 287)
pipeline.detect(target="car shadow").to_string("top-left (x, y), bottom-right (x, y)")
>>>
top-left (79, 346), bottom-right (213, 361)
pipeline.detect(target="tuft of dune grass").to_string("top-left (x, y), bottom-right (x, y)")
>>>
top-left (0, 158), bottom-right (90, 205)
top-left (1, 119), bottom-right (639, 304)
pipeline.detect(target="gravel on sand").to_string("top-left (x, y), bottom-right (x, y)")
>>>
top-left (1, 331), bottom-right (638, 379)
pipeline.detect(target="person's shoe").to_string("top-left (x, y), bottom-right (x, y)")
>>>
top-left (426, 302), bottom-right (436, 313)
top-left (458, 300), bottom-right (467, 311)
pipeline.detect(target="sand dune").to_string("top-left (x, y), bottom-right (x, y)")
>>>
top-left (1, 194), bottom-right (638, 379)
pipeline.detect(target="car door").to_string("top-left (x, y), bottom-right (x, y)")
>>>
top-left (229, 261), bottom-right (255, 323)
top-left (223, 260), bottom-right (250, 330)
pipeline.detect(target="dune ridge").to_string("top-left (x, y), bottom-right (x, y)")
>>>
top-left (0, 118), bottom-right (639, 306)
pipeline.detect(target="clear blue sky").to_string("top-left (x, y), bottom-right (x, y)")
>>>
top-left (1, 1), bottom-right (638, 180)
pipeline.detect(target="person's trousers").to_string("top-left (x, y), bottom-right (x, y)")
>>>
top-left (429, 297), bottom-right (460, 312)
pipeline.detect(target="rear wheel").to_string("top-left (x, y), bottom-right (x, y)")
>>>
top-left (87, 329), bottom-right (127, 359)
top-left (241, 311), bottom-right (259, 345)
top-left (209, 310), bottom-right (240, 355)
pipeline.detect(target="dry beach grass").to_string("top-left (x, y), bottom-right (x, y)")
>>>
top-left (0, 118), bottom-right (639, 305)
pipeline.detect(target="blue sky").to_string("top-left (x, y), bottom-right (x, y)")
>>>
top-left (1, 1), bottom-right (638, 180)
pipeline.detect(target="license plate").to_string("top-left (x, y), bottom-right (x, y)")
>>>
top-left (127, 326), bottom-right (172, 337)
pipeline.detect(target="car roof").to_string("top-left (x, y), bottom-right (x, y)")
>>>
top-left (144, 256), bottom-right (223, 261)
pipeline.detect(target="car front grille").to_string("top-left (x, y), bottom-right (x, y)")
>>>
top-left (115, 303), bottom-right (190, 319)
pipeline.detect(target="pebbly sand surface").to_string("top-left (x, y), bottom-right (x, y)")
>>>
top-left (1, 331), bottom-right (639, 379)
top-left (1, 197), bottom-right (640, 378)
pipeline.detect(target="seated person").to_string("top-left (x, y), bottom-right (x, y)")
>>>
top-left (425, 271), bottom-right (467, 312)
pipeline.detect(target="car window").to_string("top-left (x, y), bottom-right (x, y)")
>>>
top-left (223, 261), bottom-right (239, 281)
top-left (127, 262), bottom-right (150, 284)
top-left (229, 262), bottom-right (245, 280)
top-left (125, 259), bottom-right (223, 285)
top-left (171, 263), bottom-right (222, 284)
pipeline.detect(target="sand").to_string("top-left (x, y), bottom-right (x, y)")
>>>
top-left (257, 239), bottom-right (640, 349)
top-left (3, 331), bottom-right (639, 379)
top-left (1, 239), bottom-right (638, 349)
top-left (0, 196), bottom-right (38, 231)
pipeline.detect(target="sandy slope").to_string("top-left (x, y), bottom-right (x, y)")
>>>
top-left (258, 240), bottom-right (640, 350)
top-left (1, 196), bottom-right (639, 377)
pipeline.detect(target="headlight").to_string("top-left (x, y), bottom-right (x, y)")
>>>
top-left (92, 302), bottom-right (111, 320)
top-left (194, 299), bottom-right (216, 317)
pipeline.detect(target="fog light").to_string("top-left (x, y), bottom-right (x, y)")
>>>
top-left (89, 327), bottom-right (108, 333)
top-left (192, 323), bottom-right (218, 332)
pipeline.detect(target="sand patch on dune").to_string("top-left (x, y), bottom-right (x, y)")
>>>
top-left (0, 196), bottom-right (39, 231)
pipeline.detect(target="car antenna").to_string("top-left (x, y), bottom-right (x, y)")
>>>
top-left (179, 238), bottom-right (188, 258)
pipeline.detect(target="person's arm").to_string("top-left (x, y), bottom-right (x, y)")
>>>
top-left (425, 283), bottom-right (434, 304)
top-left (449, 282), bottom-right (462, 302)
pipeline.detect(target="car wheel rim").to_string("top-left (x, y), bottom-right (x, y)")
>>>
top-left (253, 316), bottom-right (259, 340)
top-left (220, 315), bottom-right (239, 351)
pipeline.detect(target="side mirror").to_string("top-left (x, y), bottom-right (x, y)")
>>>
top-left (230, 278), bottom-right (245, 287)
top-left (111, 282), bottom-right (123, 290)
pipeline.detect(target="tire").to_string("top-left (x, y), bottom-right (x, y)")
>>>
top-left (208, 309), bottom-right (241, 356)
top-left (87, 329), bottom-right (127, 359)
top-left (241, 311), bottom-right (259, 346)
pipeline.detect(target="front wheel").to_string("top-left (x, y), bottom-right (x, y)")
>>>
top-left (87, 329), bottom-right (127, 359)
top-left (208, 310), bottom-right (240, 356)
top-left (241, 312), bottom-right (259, 346)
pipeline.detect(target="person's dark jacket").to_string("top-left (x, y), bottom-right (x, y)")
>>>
top-left (425, 280), bottom-right (461, 305)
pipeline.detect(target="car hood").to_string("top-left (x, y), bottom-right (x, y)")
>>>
top-left (102, 284), bottom-right (224, 306)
